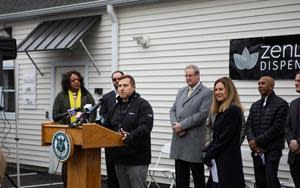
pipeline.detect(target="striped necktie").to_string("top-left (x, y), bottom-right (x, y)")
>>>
top-left (188, 88), bottom-right (193, 97)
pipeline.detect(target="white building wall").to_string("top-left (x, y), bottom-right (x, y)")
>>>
top-left (114, 0), bottom-right (299, 183)
top-left (0, 0), bottom-right (299, 185)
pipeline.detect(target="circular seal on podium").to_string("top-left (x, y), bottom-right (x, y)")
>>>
top-left (51, 131), bottom-right (74, 162)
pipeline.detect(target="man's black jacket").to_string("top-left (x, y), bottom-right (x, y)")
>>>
top-left (105, 92), bottom-right (153, 165)
top-left (246, 91), bottom-right (289, 151)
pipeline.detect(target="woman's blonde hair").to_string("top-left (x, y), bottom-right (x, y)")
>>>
top-left (210, 77), bottom-right (243, 113)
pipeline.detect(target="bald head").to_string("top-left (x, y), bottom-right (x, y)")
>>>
top-left (258, 76), bottom-right (274, 96)
top-left (261, 76), bottom-right (274, 87)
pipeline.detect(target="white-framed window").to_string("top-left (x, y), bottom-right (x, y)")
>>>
top-left (0, 61), bottom-right (15, 113)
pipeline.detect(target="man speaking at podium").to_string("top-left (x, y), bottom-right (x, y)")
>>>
top-left (52, 70), bottom-right (95, 188)
top-left (104, 75), bottom-right (153, 188)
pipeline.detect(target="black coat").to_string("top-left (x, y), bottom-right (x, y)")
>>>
top-left (204, 105), bottom-right (245, 188)
top-left (247, 91), bottom-right (289, 151)
top-left (105, 92), bottom-right (153, 165)
top-left (99, 90), bottom-right (116, 125)
top-left (52, 89), bottom-right (96, 125)
top-left (285, 97), bottom-right (300, 164)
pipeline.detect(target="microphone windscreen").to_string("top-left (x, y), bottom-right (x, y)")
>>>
top-left (68, 108), bottom-right (78, 117)
top-left (83, 104), bottom-right (93, 112)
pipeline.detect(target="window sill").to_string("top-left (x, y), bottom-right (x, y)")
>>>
top-left (0, 112), bottom-right (16, 120)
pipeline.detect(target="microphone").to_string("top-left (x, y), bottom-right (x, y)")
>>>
top-left (69, 98), bottom-right (103, 128)
top-left (53, 107), bottom-right (82, 122)
top-left (88, 98), bottom-right (103, 114)
top-left (83, 104), bottom-right (93, 113)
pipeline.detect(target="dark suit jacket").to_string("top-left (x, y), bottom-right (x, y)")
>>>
top-left (285, 97), bottom-right (300, 164)
top-left (99, 90), bottom-right (117, 127)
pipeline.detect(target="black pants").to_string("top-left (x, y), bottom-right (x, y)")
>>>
top-left (212, 182), bottom-right (218, 188)
top-left (62, 163), bottom-right (67, 188)
top-left (105, 148), bottom-right (120, 188)
top-left (252, 150), bottom-right (282, 188)
top-left (205, 175), bottom-right (218, 188)
top-left (175, 159), bottom-right (205, 188)
top-left (289, 155), bottom-right (300, 188)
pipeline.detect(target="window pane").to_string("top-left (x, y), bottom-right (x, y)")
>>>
top-left (3, 92), bottom-right (15, 112)
top-left (3, 70), bottom-right (14, 89)
top-left (1, 69), bottom-right (15, 112)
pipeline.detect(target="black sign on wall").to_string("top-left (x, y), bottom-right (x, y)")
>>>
top-left (229, 34), bottom-right (300, 80)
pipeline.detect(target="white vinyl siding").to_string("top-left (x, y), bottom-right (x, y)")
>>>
top-left (1, 11), bottom-right (113, 167)
top-left (0, 0), bottom-right (299, 185)
top-left (115, 0), bottom-right (298, 183)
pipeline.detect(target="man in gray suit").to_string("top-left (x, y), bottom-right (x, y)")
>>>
top-left (285, 71), bottom-right (300, 188)
top-left (170, 64), bottom-right (212, 188)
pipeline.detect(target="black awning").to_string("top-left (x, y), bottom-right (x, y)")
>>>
top-left (17, 16), bottom-right (100, 52)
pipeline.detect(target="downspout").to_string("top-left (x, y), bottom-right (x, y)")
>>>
top-left (107, 4), bottom-right (119, 73)
top-left (14, 59), bottom-right (21, 188)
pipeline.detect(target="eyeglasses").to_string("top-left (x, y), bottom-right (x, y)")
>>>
top-left (112, 78), bottom-right (119, 82)
top-left (185, 74), bottom-right (196, 78)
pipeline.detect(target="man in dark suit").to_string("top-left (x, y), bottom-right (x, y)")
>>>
top-left (100, 70), bottom-right (124, 188)
top-left (170, 64), bottom-right (212, 188)
top-left (285, 71), bottom-right (300, 188)
top-left (246, 76), bottom-right (289, 188)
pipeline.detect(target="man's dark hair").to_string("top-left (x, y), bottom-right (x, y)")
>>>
top-left (111, 70), bottom-right (124, 78)
top-left (118, 74), bottom-right (135, 86)
top-left (61, 70), bottom-right (87, 92)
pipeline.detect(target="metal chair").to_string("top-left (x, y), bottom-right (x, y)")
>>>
top-left (147, 142), bottom-right (175, 188)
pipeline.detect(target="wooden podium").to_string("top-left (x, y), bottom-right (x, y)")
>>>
top-left (41, 122), bottom-right (124, 188)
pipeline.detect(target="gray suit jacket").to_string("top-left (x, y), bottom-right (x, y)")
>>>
top-left (170, 82), bottom-right (212, 162)
top-left (285, 97), bottom-right (300, 164)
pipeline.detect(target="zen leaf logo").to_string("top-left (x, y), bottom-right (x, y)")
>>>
top-left (233, 47), bottom-right (259, 70)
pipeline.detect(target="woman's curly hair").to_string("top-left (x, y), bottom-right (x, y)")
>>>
top-left (61, 70), bottom-right (87, 93)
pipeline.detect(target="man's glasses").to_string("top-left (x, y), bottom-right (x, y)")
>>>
top-left (112, 78), bottom-right (119, 82)
top-left (185, 74), bottom-right (196, 78)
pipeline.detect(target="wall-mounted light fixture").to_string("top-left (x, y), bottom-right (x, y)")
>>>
top-left (133, 35), bottom-right (150, 48)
